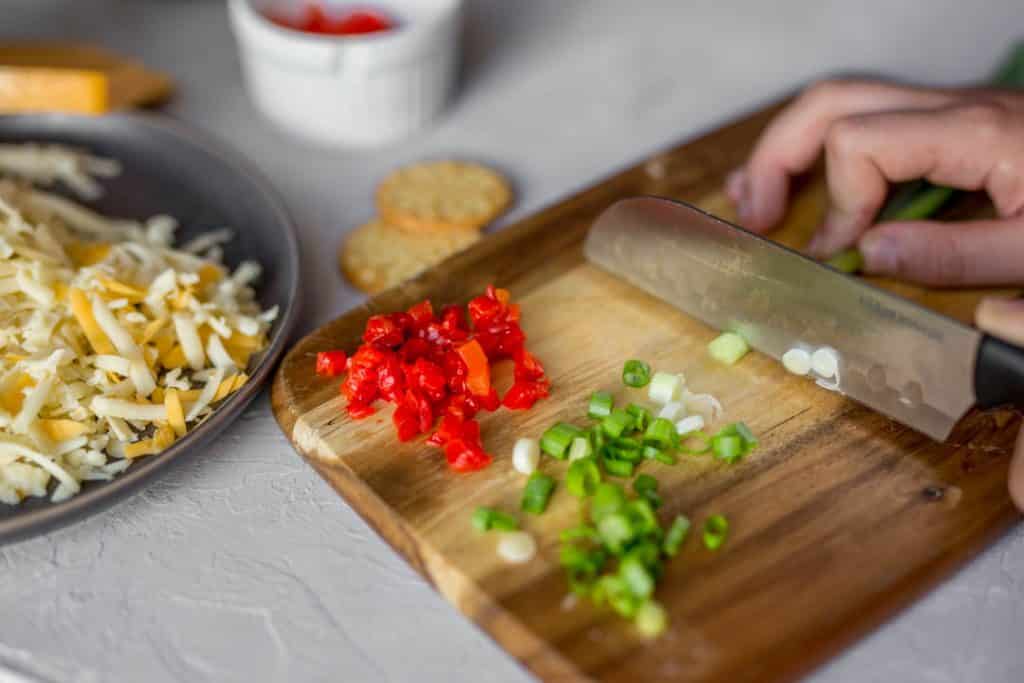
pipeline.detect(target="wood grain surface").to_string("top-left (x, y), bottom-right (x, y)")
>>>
top-left (272, 103), bottom-right (1022, 682)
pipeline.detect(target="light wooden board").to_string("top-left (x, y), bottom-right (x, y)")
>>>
top-left (272, 104), bottom-right (1022, 682)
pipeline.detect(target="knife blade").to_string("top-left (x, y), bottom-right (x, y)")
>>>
top-left (583, 196), bottom-right (986, 442)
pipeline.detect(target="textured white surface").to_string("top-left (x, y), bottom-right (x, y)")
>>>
top-left (2, 1), bottom-right (1023, 681)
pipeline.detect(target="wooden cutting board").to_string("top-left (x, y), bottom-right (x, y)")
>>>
top-left (271, 103), bottom-right (1022, 682)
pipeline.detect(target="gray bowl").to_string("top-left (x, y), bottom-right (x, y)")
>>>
top-left (0, 113), bottom-right (300, 543)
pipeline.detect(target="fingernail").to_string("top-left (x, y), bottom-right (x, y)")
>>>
top-left (860, 233), bottom-right (899, 274)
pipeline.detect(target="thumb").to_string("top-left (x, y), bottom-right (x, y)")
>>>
top-left (975, 297), bottom-right (1024, 511)
top-left (858, 217), bottom-right (1024, 287)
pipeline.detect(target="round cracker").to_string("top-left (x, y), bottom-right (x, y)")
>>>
top-left (376, 160), bottom-right (512, 231)
top-left (340, 218), bottom-right (481, 294)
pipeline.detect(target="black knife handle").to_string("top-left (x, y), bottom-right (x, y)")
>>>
top-left (975, 334), bottom-right (1024, 409)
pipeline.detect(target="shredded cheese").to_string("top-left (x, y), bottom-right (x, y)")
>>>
top-left (0, 144), bottom-right (277, 505)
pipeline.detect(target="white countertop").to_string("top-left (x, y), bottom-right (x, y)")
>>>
top-left (2, 1), bottom-right (1023, 681)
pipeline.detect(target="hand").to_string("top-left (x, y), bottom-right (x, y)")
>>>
top-left (976, 298), bottom-right (1024, 510)
top-left (726, 79), bottom-right (1024, 286)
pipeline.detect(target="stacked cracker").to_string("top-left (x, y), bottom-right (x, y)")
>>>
top-left (341, 161), bottom-right (511, 294)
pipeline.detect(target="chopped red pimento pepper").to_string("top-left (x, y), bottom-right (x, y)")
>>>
top-left (456, 339), bottom-right (491, 397)
top-left (315, 350), bottom-right (347, 377)
top-left (363, 314), bottom-right (405, 348)
top-left (322, 287), bottom-right (547, 472)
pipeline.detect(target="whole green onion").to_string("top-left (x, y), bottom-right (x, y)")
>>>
top-left (702, 514), bottom-right (729, 550)
top-left (622, 359), bottom-right (652, 388)
top-left (587, 391), bottom-right (614, 420)
top-left (567, 457), bottom-right (602, 498)
top-left (521, 472), bottom-right (557, 514)
top-left (540, 422), bottom-right (582, 459)
top-left (471, 506), bottom-right (520, 532)
top-left (826, 42), bottom-right (1024, 273)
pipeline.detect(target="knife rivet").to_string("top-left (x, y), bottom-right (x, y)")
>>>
top-left (922, 485), bottom-right (945, 501)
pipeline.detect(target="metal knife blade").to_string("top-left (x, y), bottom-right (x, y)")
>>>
top-left (583, 196), bottom-right (982, 442)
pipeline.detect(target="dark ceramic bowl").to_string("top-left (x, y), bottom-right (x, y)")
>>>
top-left (0, 113), bottom-right (300, 543)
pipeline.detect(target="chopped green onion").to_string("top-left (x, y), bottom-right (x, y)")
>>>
top-left (733, 422), bottom-right (758, 449)
top-left (710, 422), bottom-right (758, 463)
top-left (590, 483), bottom-right (626, 523)
top-left (587, 391), bottom-right (614, 419)
top-left (648, 372), bottom-right (682, 404)
top-left (702, 514), bottom-right (729, 550)
top-left (597, 512), bottom-right (635, 553)
top-left (643, 417), bottom-right (676, 449)
top-left (653, 450), bottom-right (678, 465)
top-left (627, 499), bottom-right (659, 536)
top-left (601, 409), bottom-right (634, 438)
top-left (567, 457), bottom-right (602, 498)
top-left (633, 473), bottom-right (658, 495)
top-left (626, 404), bottom-right (651, 431)
top-left (711, 434), bottom-right (743, 462)
top-left (642, 445), bottom-right (662, 460)
top-left (541, 422), bottom-right (582, 459)
top-left (663, 515), bottom-right (691, 556)
top-left (560, 524), bottom-right (601, 543)
top-left (602, 457), bottom-right (635, 478)
top-left (608, 438), bottom-right (643, 462)
top-left (595, 575), bottom-right (639, 618)
top-left (471, 506), bottom-right (519, 532)
top-left (622, 359), bottom-right (652, 388)
top-left (619, 555), bottom-right (655, 599)
top-left (521, 472), bottom-right (557, 514)
top-left (708, 331), bottom-right (750, 365)
top-left (568, 436), bottom-right (592, 461)
top-left (632, 473), bottom-right (662, 508)
top-left (635, 601), bottom-right (668, 637)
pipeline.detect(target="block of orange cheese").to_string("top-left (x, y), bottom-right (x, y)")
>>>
top-left (0, 42), bottom-right (172, 114)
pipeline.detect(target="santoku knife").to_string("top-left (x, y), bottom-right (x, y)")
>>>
top-left (583, 196), bottom-right (1024, 441)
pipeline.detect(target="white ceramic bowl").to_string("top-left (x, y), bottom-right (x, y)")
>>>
top-left (228, 0), bottom-right (462, 147)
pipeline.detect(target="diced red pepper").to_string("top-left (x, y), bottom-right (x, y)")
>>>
top-left (409, 357), bottom-right (447, 403)
top-left (315, 350), bottom-right (347, 377)
top-left (513, 348), bottom-right (546, 382)
top-left (346, 401), bottom-right (375, 419)
top-left (392, 403), bottom-right (420, 442)
top-left (456, 339), bottom-right (491, 397)
top-left (363, 314), bottom-right (405, 348)
top-left (376, 353), bottom-right (405, 403)
top-left (324, 285), bottom-right (546, 474)
top-left (502, 379), bottom-right (550, 410)
top-left (444, 439), bottom-right (492, 472)
top-left (407, 300), bottom-right (435, 328)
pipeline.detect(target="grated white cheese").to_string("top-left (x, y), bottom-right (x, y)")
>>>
top-left (0, 144), bottom-right (274, 505)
